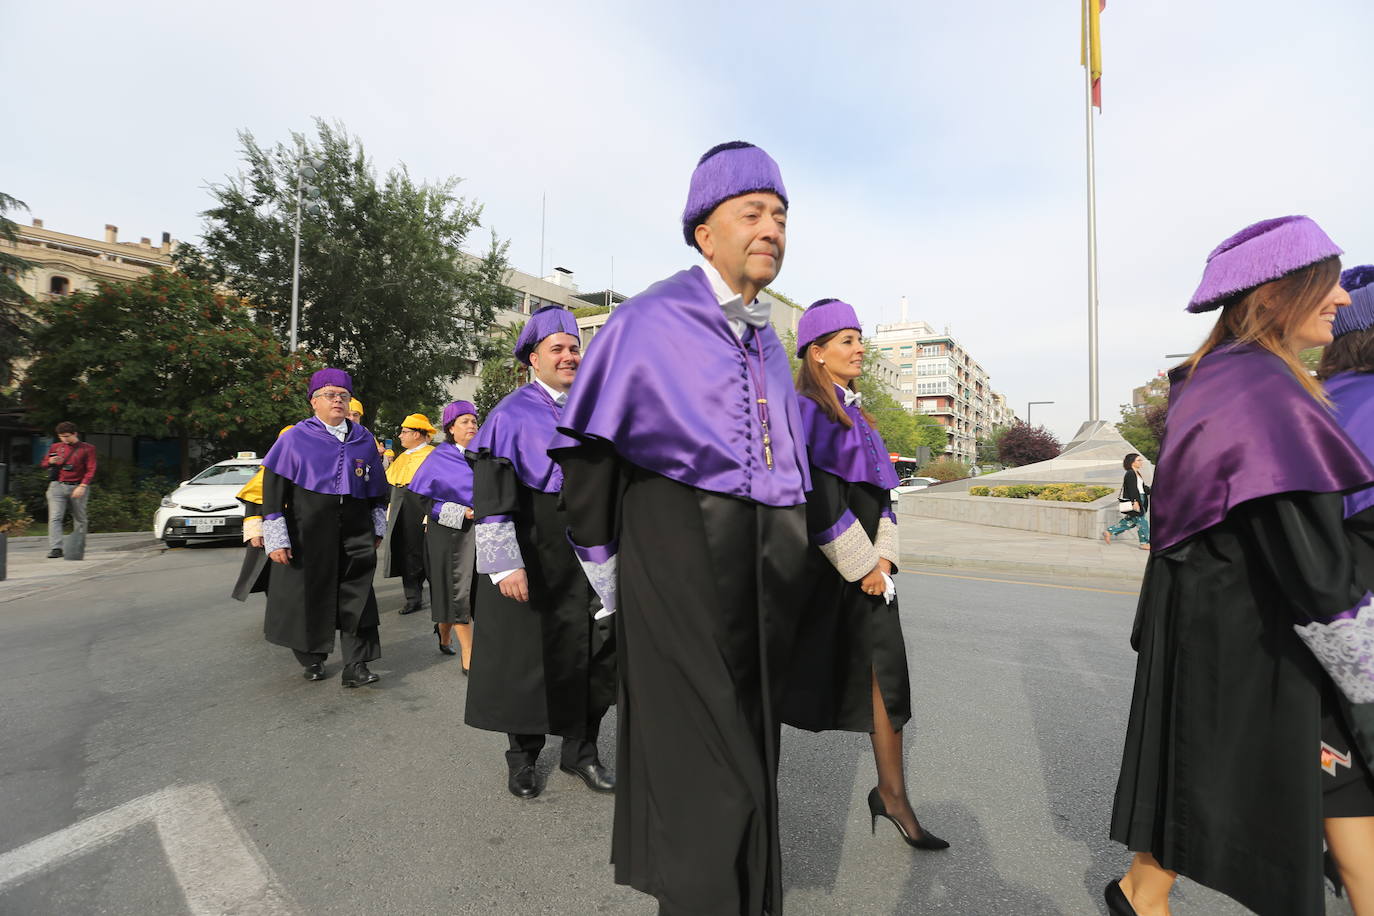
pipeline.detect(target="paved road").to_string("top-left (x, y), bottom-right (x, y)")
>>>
top-left (0, 544), bottom-right (1344, 915)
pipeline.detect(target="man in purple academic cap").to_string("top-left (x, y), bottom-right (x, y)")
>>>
top-left (463, 306), bottom-right (616, 800)
top-left (550, 142), bottom-right (811, 915)
top-left (260, 368), bottom-right (388, 687)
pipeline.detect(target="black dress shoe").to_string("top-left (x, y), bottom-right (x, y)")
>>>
top-left (560, 761), bottom-right (616, 793)
top-left (1104, 880), bottom-right (1138, 915)
top-left (434, 624), bottom-right (457, 655)
top-left (867, 787), bottom-right (949, 850)
top-left (399, 603), bottom-right (423, 615)
top-left (302, 663), bottom-right (326, 681)
top-left (341, 663), bottom-right (380, 688)
top-left (508, 765), bottom-right (540, 799)
top-left (47, 548), bottom-right (63, 559)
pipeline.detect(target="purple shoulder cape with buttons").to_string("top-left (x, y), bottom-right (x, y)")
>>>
top-left (469, 383), bottom-right (564, 493)
top-left (1326, 370), bottom-right (1374, 518)
top-left (549, 266), bottom-right (809, 507)
top-left (798, 392), bottom-right (900, 491)
top-left (261, 416), bottom-right (387, 499)
top-left (407, 441), bottom-right (474, 507)
top-left (1150, 343), bottom-right (1374, 552)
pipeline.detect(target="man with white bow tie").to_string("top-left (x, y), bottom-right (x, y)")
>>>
top-left (549, 142), bottom-right (812, 915)
top-left (463, 305), bottom-right (617, 800)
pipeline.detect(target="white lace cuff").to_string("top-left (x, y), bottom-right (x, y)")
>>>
top-left (263, 516), bottom-right (291, 554)
top-left (437, 502), bottom-right (470, 529)
top-left (476, 519), bottom-right (524, 573)
top-left (569, 534), bottom-right (618, 619)
top-left (372, 505), bottom-right (387, 538)
top-left (242, 516), bottom-right (263, 541)
top-left (876, 516), bottom-right (899, 570)
top-left (1294, 592), bottom-right (1374, 702)
top-left (817, 518), bottom-right (879, 583)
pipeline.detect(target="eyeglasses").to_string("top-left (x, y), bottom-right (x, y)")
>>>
top-left (314, 391), bottom-right (351, 402)
top-left (399, 427), bottom-right (426, 435)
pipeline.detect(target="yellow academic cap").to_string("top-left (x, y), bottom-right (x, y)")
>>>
top-left (400, 413), bottom-right (436, 435)
top-left (277, 424), bottom-right (295, 438)
top-left (349, 398), bottom-right (364, 415)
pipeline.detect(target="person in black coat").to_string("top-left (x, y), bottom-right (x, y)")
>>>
top-left (1103, 453), bottom-right (1151, 549)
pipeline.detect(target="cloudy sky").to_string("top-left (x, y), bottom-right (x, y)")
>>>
top-left (4, 0), bottom-right (1371, 440)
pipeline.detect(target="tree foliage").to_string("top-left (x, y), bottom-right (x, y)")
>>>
top-left (997, 422), bottom-right (1063, 467)
top-left (473, 321), bottom-right (527, 421)
top-left (975, 423), bottom-right (1012, 466)
top-left (855, 341), bottom-right (946, 458)
top-left (22, 270), bottom-right (321, 478)
top-left (1116, 376), bottom-right (1169, 462)
top-left (175, 119), bottom-right (509, 431)
top-left (914, 456), bottom-right (970, 481)
top-left (0, 192), bottom-right (37, 393)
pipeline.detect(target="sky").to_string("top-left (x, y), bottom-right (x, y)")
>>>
top-left (4, 0), bottom-right (1372, 441)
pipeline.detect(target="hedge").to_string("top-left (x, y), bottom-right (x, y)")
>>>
top-left (968, 483), bottom-right (1113, 503)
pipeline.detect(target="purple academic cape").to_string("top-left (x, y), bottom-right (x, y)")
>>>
top-left (407, 441), bottom-right (475, 507)
top-left (261, 416), bottom-right (387, 499)
top-left (469, 383), bottom-right (564, 493)
top-left (549, 266), bottom-right (809, 507)
top-left (1325, 370), bottom-right (1374, 517)
top-left (1150, 343), bottom-right (1374, 552)
top-left (799, 391), bottom-right (900, 491)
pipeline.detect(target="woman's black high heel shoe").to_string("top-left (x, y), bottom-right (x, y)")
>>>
top-left (434, 624), bottom-right (456, 656)
top-left (1104, 880), bottom-right (1138, 915)
top-left (866, 787), bottom-right (949, 850)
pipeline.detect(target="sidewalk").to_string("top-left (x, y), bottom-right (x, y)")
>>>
top-left (898, 513), bottom-right (1150, 582)
top-left (0, 532), bottom-right (164, 603)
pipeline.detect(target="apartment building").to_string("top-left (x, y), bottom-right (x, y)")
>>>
top-left (870, 318), bottom-right (1016, 463)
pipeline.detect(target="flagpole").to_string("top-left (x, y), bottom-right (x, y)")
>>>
top-left (1083, 2), bottom-right (1101, 422)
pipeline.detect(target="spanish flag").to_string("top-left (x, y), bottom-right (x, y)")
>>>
top-left (1081, 0), bottom-right (1104, 110)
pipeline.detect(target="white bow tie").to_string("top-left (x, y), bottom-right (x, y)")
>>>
top-left (720, 296), bottom-right (771, 330)
top-left (553, 393), bottom-right (567, 407)
top-left (843, 388), bottom-right (863, 408)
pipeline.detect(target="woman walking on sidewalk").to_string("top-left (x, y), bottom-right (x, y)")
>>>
top-left (1107, 216), bottom-right (1374, 916)
top-left (1104, 453), bottom-right (1150, 550)
top-left (780, 298), bottom-right (948, 853)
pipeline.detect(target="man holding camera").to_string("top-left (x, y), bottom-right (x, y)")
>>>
top-left (42, 421), bottom-right (97, 559)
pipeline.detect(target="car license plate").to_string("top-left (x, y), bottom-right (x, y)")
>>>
top-left (194, 517), bottom-right (227, 533)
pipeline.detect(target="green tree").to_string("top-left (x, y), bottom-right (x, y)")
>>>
top-left (1116, 376), bottom-right (1169, 462)
top-left (22, 270), bottom-right (321, 478)
top-left (976, 424), bottom-right (1012, 466)
top-left (473, 321), bottom-right (527, 420)
top-left (0, 192), bottom-right (37, 395)
top-left (176, 119), bottom-right (510, 431)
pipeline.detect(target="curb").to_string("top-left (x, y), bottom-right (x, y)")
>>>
top-left (0, 543), bottom-right (165, 603)
top-left (901, 552), bottom-right (1147, 583)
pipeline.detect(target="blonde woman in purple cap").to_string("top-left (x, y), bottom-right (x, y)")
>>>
top-left (1107, 218), bottom-right (1374, 916)
top-left (781, 298), bottom-right (948, 853)
top-left (408, 400), bottom-right (480, 668)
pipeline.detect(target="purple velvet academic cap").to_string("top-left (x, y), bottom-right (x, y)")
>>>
top-left (514, 305), bottom-right (580, 365)
top-left (441, 400), bottom-right (477, 429)
top-left (1333, 265), bottom-right (1374, 338)
top-left (308, 368), bottom-right (353, 396)
top-left (1187, 215), bottom-right (1343, 312)
top-left (796, 299), bottom-right (862, 357)
top-left (681, 141), bottom-right (789, 249)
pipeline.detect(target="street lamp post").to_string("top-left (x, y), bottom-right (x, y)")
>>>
top-left (1026, 400), bottom-right (1054, 425)
top-left (289, 153), bottom-right (326, 352)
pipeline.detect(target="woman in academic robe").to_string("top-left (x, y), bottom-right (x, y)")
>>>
top-left (1107, 218), bottom-right (1374, 916)
top-left (382, 413), bottom-right (436, 614)
top-left (408, 401), bottom-right (480, 670)
top-left (781, 299), bottom-right (948, 852)
top-left (230, 425), bottom-right (294, 603)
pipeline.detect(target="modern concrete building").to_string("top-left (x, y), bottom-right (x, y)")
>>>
top-left (870, 316), bottom-right (1016, 464)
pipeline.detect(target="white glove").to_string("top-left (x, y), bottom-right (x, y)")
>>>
top-left (881, 572), bottom-right (896, 605)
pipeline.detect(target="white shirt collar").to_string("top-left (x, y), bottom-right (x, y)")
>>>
top-left (402, 444), bottom-right (427, 455)
top-left (700, 259), bottom-right (771, 337)
top-left (534, 377), bottom-right (569, 407)
top-left (320, 417), bottom-right (348, 441)
top-left (836, 383), bottom-right (862, 408)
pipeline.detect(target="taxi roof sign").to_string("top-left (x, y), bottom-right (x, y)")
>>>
top-left (235, 451), bottom-right (258, 460)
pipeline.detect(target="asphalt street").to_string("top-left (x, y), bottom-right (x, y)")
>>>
top-left (0, 543), bottom-right (1344, 915)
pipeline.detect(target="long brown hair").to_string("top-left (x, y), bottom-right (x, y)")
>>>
top-left (794, 329), bottom-right (877, 428)
top-left (1183, 257), bottom-right (1341, 404)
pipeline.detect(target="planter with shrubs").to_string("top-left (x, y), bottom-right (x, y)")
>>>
top-left (967, 483), bottom-right (1113, 503)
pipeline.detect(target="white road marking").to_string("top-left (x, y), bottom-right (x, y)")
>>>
top-left (0, 783), bottom-right (295, 915)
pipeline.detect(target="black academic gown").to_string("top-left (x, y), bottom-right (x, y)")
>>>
top-left (781, 468), bottom-right (911, 734)
top-left (260, 468), bottom-right (383, 656)
top-left (1111, 491), bottom-right (1374, 916)
top-left (230, 495), bottom-right (270, 602)
top-left (383, 485), bottom-right (429, 606)
top-left (462, 455), bottom-right (615, 738)
top-left (422, 498), bottom-right (476, 625)
top-left (560, 444), bottom-right (808, 916)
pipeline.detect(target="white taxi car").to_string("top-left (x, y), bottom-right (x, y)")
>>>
top-left (152, 453), bottom-right (261, 547)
